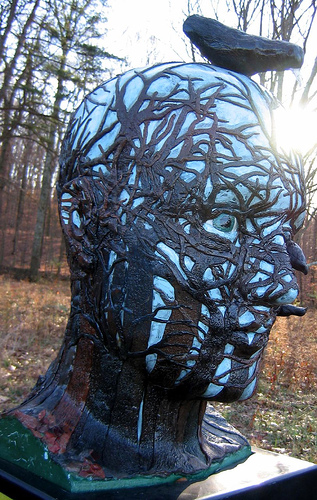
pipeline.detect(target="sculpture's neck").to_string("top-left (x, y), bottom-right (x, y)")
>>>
top-left (99, 366), bottom-right (209, 475)
top-left (12, 311), bottom-right (209, 477)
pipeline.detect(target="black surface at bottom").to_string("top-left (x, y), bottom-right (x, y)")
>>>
top-left (1, 451), bottom-right (317, 500)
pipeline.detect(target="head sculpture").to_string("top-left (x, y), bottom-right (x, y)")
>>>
top-left (58, 62), bottom-right (306, 398)
top-left (5, 62), bottom-right (307, 485)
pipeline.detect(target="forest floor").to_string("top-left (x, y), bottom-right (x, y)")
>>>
top-left (0, 274), bottom-right (316, 464)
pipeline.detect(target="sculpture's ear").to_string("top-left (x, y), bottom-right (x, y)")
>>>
top-left (59, 176), bottom-right (106, 270)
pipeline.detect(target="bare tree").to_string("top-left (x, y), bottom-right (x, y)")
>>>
top-left (29, 0), bottom-right (121, 279)
top-left (0, 0), bottom-right (121, 275)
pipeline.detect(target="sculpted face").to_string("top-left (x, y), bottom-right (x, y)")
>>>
top-left (142, 162), bottom-right (304, 402)
top-left (59, 62), bottom-right (306, 403)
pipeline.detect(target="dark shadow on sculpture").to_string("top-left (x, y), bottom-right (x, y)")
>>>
top-left (1, 17), bottom-right (308, 489)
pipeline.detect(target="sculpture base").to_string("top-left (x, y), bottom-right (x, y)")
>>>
top-left (0, 416), bottom-right (251, 493)
top-left (0, 445), bottom-right (316, 500)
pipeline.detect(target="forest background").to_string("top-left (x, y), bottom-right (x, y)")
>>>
top-left (0, 0), bottom-right (316, 463)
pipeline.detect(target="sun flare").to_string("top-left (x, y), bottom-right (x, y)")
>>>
top-left (274, 105), bottom-right (317, 156)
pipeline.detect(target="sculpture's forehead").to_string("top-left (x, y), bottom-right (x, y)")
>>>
top-left (66, 62), bottom-right (274, 167)
top-left (61, 63), bottom-right (305, 228)
top-left (208, 161), bottom-right (304, 213)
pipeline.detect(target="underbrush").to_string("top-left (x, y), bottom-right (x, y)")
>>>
top-left (0, 275), bottom-right (316, 463)
top-left (0, 275), bottom-right (69, 409)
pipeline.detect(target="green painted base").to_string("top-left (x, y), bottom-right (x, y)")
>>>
top-left (0, 416), bottom-right (252, 492)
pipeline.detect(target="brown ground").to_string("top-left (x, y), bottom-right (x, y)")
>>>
top-left (0, 275), bottom-right (316, 463)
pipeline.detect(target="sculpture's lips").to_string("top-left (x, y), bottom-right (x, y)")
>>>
top-left (276, 304), bottom-right (307, 316)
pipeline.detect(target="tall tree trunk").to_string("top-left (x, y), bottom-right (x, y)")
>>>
top-left (0, 0), bottom-right (40, 190)
top-left (29, 147), bottom-right (55, 279)
top-left (29, 50), bottom-right (66, 280)
top-left (0, 126), bottom-right (13, 266)
top-left (12, 155), bottom-right (30, 266)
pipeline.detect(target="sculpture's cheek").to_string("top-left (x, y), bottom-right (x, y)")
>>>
top-left (245, 275), bottom-right (299, 305)
top-left (143, 264), bottom-right (276, 400)
top-left (238, 231), bottom-right (300, 306)
top-left (202, 360), bottom-right (260, 402)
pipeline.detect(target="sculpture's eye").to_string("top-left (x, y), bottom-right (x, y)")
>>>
top-left (203, 213), bottom-right (237, 235)
top-left (213, 213), bottom-right (236, 232)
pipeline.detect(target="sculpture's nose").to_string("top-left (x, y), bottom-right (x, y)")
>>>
top-left (242, 237), bottom-right (307, 307)
top-left (286, 240), bottom-right (308, 275)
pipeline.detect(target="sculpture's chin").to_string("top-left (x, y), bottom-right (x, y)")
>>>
top-left (168, 353), bottom-right (261, 402)
top-left (200, 369), bottom-right (259, 403)
top-left (207, 380), bottom-right (258, 402)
